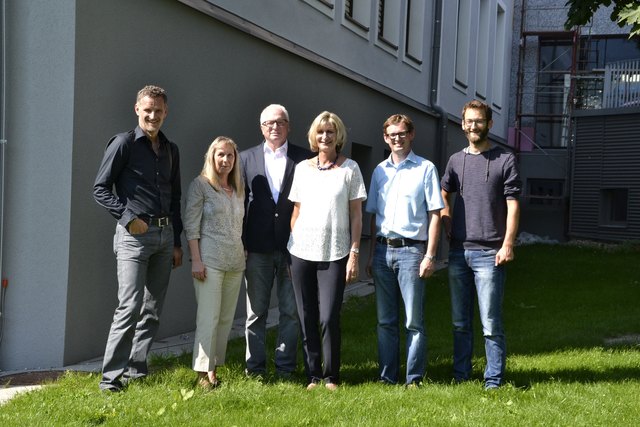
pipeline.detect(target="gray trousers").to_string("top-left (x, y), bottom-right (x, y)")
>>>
top-left (100, 223), bottom-right (174, 389)
top-left (245, 251), bottom-right (299, 374)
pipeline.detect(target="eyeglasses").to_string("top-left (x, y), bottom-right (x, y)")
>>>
top-left (464, 119), bottom-right (487, 127)
top-left (385, 131), bottom-right (409, 139)
top-left (261, 119), bottom-right (288, 128)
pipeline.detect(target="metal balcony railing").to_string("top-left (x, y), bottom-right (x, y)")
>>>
top-left (603, 59), bottom-right (640, 108)
top-left (573, 59), bottom-right (640, 110)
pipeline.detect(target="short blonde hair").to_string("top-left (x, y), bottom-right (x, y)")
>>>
top-left (200, 136), bottom-right (244, 199)
top-left (307, 111), bottom-right (347, 153)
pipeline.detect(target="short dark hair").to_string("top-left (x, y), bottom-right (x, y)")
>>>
top-left (462, 99), bottom-right (492, 121)
top-left (136, 85), bottom-right (167, 104)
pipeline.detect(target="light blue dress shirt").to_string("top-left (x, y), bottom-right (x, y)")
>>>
top-left (365, 151), bottom-right (444, 241)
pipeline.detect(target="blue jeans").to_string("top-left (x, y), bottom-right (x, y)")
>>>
top-left (372, 242), bottom-right (426, 385)
top-left (100, 223), bottom-right (174, 390)
top-left (245, 251), bottom-right (299, 375)
top-left (448, 249), bottom-right (505, 388)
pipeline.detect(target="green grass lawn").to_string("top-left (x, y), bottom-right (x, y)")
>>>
top-left (1, 243), bottom-right (639, 426)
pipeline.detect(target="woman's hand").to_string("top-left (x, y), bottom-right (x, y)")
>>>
top-left (192, 260), bottom-right (207, 282)
top-left (346, 252), bottom-right (359, 284)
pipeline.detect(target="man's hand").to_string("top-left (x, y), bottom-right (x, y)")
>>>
top-left (366, 257), bottom-right (373, 279)
top-left (419, 257), bottom-right (436, 279)
top-left (495, 244), bottom-right (514, 266)
top-left (441, 216), bottom-right (452, 240)
top-left (127, 218), bottom-right (148, 235)
top-left (173, 246), bottom-right (183, 269)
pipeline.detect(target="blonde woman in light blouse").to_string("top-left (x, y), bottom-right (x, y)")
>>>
top-left (185, 136), bottom-right (245, 389)
top-left (288, 111), bottom-right (367, 390)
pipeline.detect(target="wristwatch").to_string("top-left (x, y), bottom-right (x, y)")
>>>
top-left (424, 255), bottom-right (436, 262)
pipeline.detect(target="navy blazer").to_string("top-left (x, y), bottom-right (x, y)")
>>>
top-left (241, 142), bottom-right (312, 253)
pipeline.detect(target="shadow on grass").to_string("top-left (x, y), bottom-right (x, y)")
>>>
top-left (145, 343), bottom-right (640, 390)
top-left (508, 364), bottom-right (640, 389)
top-left (142, 244), bottom-right (640, 390)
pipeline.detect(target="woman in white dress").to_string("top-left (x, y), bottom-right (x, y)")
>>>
top-left (287, 111), bottom-right (367, 390)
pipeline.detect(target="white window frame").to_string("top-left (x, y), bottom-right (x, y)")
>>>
top-left (475, 0), bottom-right (490, 99)
top-left (492, 2), bottom-right (506, 109)
top-left (342, 0), bottom-right (371, 39)
top-left (376, 0), bottom-right (401, 54)
top-left (405, 0), bottom-right (425, 65)
top-left (301, 0), bottom-right (335, 18)
top-left (454, 0), bottom-right (471, 89)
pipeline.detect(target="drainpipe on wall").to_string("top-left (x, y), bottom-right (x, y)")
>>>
top-left (0, 0), bottom-right (7, 348)
top-left (429, 0), bottom-right (447, 171)
top-left (429, 0), bottom-right (450, 261)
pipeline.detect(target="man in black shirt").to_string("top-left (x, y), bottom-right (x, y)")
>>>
top-left (94, 85), bottom-right (183, 392)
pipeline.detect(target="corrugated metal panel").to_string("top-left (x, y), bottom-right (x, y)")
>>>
top-left (569, 111), bottom-right (640, 241)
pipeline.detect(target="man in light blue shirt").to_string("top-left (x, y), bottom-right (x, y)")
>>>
top-left (365, 114), bottom-right (443, 386)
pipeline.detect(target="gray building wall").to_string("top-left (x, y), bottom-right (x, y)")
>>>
top-left (1, 0), bottom-right (76, 370)
top-left (1, 0), bottom-right (446, 371)
top-left (437, 0), bottom-right (514, 139)
top-left (179, 0), bottom-right (435, 108)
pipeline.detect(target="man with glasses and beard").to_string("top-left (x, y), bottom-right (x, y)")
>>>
top-left (440, 100), bottom-right (521, 390)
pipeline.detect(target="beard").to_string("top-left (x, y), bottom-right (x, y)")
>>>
top-left (465, 127), bottom-right (490, 145)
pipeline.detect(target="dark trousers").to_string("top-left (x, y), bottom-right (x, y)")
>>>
top-left (290, 254), bottom-right (347, 384)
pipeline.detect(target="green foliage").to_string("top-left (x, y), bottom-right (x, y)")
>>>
top-left (564, 0), bottom-right (640, 37)
top-left (618, 5), bottom-right (640, 35)
top-left (0, 244), bottom-right (639, 425)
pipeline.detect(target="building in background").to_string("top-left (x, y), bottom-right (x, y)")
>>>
top-left (510, 0), bottom-right (640, 242)
top-left (0, 0), bottom-right (515, 372)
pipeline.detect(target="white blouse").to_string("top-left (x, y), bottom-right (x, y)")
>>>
top-left (184, 175), bottom-right (245, 272)
top-left (287, 158), bottom-right (367, 262)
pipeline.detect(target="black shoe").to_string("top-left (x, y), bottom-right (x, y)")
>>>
top-left (99, 380), bottom-right (124, 393)
top-left (121, 374), bottom-right (146, 386)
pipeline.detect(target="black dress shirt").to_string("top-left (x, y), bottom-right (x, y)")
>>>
top-left (93, 126), bottom-right (183, 246)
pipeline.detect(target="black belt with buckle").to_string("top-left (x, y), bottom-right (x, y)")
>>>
top-left (140, 216), bottom-right (171, 227)
top-left (376, 236), bottom-right (424, 248)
